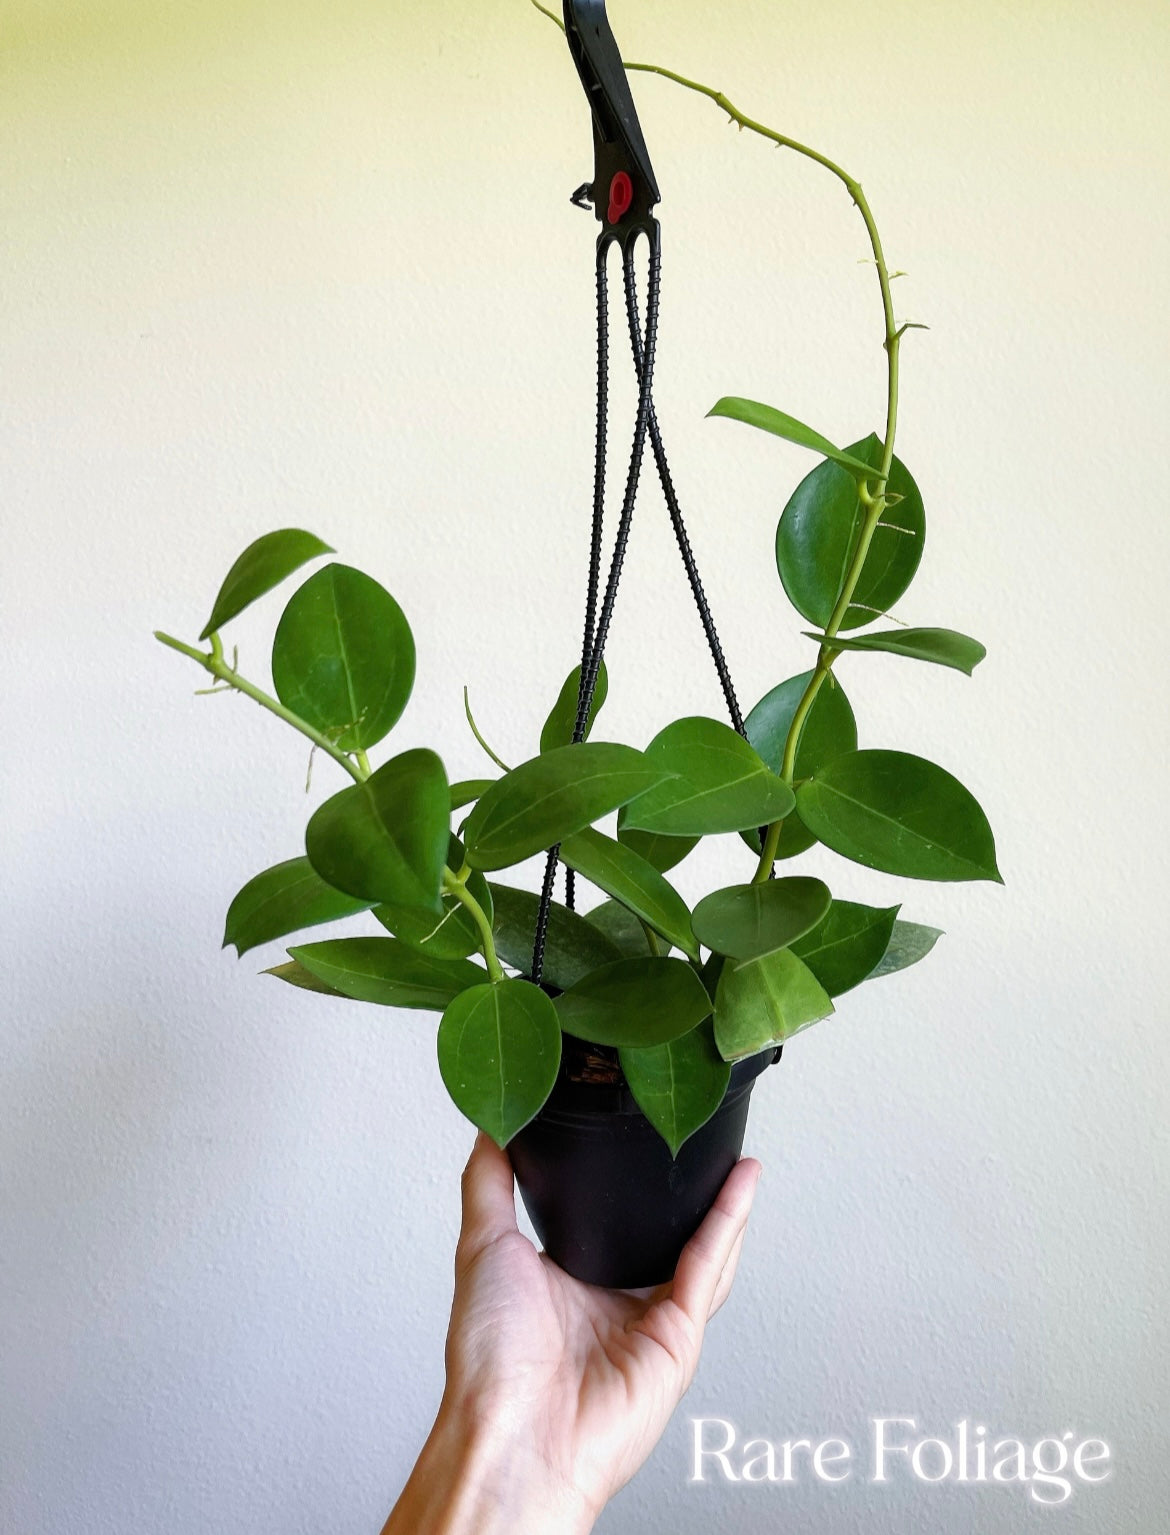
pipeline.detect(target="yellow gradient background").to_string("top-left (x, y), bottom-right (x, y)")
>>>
top-left (3, 3), bottom-right (1167, 1532)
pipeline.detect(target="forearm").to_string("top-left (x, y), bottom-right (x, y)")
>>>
top-left (381, 1396), bottom-right (597, 1535)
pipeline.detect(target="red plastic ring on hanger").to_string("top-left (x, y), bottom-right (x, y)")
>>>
top-left (607, 172), bottom-right (633, 225)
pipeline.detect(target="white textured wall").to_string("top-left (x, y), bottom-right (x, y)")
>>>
top-left (3, 1), bottom-right (1167, 1530)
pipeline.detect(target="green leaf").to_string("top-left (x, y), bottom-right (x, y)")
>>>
top-left (462, 743), bottom-right (666, 871)
top-left (870, 919), bottom-right (944, 979)
top-left (223, 856), bottom-right (373, 956)
top-left (699, 949), bottom-right (726, 1002)
top-left (791, 899), bottom-right (900, 997)
top-left (708, 397), bottom-right (881, 479)
top-left (620, 717), bottom-right (795, 836)
top-left (583, 899), bottom-right (654, 957)
top-left (615, 820), bottom-right (699, 873)
top-left (806, 627), bottom-right (986, 676)
top-left (437, 979), bottom-right (561, 1147)
top-left (692, 877), bottom-right (832, 961)
top-left (264, 958), bottom-right (347, 997)
top-left (743, 670), bottom-right (858, 859)
top-left (554, 957), bottom-right (713, 1048)
top-left (776, 437), bottom-right (925, 630)
top-left (450, 778), bottom-right (494, 813)
top-left (305, 748), bottom-right (449, 912)
top-left (376, 848), bottom-right (494, 960)
top-left (540, 661), bottom-right (608, 752)
top-left (795, 749), bottom-right (1002, 883)
top-left (559, 827), bottom-right (699, 961)
top-left (288, 937), bottom-right (485, 1010)
top-left (714, 949), bottom-right (834, 1060)
top-left (200, 528), bottom-right (333, 640)
top-left (619, 1021), bottom-right (731, 1157)
top-left (489, 883), bottom-right (622, 988)
top-left (271, 562), bottom-right (415, 751)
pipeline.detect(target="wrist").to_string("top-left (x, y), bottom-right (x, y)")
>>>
top-left (383, 1393), bottom-right (597, 1535)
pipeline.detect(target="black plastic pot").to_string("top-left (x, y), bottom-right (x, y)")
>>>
top-left (508, 1038), bottom-right (779, 1289)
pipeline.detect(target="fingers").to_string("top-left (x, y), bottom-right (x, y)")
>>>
top-left (671, 1157), bottom-right (761, 1329)
top-left (455, 1131), bottom-right (519, 1271)
top-left (709, 1220), bottom-right (749, 1318)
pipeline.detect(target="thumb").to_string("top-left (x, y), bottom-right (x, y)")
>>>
top-left (454, 1131), bottom-right (520, 1273)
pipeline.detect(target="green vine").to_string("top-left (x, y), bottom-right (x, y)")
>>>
top-left (154, 628), bottom-right (506, 981)
top-left (155, 629), bottom-right (366, 783)
top-left (527, 0), bottom-right (916, 882)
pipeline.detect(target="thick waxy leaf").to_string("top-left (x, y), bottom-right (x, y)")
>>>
top-left (714, 949), bottom-right (834, 1060)
top-left (272, 562), bottom-right (415, 751)
top-left (796, 750), bottom-right (1001, 883)
top-left (462, 743), bottom-right (665, 871)
top-left (871, 919), bottom-right (944, 979)
top-left (807, 626), bottom-right (986, 676)
top-left (776, 436), bottom-right (925, 630)
top-left (265, 958), bottom-right (346, 997)
top-left (489, 883), bottom-right (622, 988)
top-left (305, 748), bottom-right (449, 912)
top-left (583, 899), bottom-right (654, 957)
top-left (619, 1021), bottom-right (731, 1157)
top-left (708, 397), bottom-right (881, 479)
top-left (200, 528), bottom-right (333, 639)
top-left (615, 819), bottom-right (699, 873)
top-left (376, 856), bottom-right (494, 961)
top-left (437, 979), bottom-right (561, 1146)
top-left (540, 661), bottom-right (608, 752)
top-left (692, 877), bottom-right (832, 961)
top-left (743, 670), bottom-right (858, 859)
top-left (224, 856), bottom-right (372, 956)
top-left (450, 779), bottom-right (493, 813)
top-left (554, 957), bottom-right (713, 1048)
top-left (559, 827), bottom-right (698, 961)
top-left (621, 717), bottom-right (794, 836)
top-left (288, 937), bottom-right (484, 1010)
top-left (791, 899), bottom-right (900, 997)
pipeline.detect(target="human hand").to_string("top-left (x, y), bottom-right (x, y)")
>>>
top-left (383, 1134), bottom-right (762, 1534)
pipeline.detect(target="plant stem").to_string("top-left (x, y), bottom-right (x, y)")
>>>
top-left (619, 60), bottom-right (905, 883)
top-left (463, 687), bottom-right (512, 774)
top-left (754, 820), bottom-right (783, 880)
top-left (443, 868), bottom-right (504, 982)
top-left (156, 630), bottom-right (507, 982)
top-left (750, 331), bottom-right (900, 878)
top-left (154, 630), bottom-right (365, 784)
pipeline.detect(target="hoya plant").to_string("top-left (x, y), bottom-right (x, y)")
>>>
top-left (154, 51), bottom-right (999, 1161)
top-left (155, 455), bottom-right (998, 1157)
